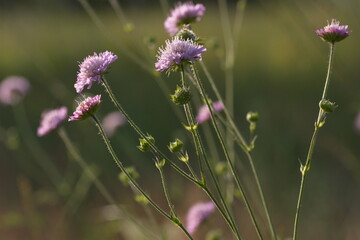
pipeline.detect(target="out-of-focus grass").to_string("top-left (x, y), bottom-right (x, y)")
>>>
top-left (0, 0), bottom-right (360, 239)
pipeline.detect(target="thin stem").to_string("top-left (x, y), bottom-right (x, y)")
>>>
top-left (57, 128), bottom-right (159, 240)
top-left (180, 66), bottom-right (242, 240)
top-left (157, 162), bottom-right (177, 218)
top-left (191, 64), bottom-right (263, 240)
top-left (91, 115), bottom-right (194, 240)
top-left (292, 43), bottom-right (336, 240)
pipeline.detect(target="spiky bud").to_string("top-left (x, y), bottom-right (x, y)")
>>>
top-left (171, 85), bottom-right (192, 105)
top-left (137, 134), bottom-right (155, 152)
top-left (168, 138), bottom-right (183, 153)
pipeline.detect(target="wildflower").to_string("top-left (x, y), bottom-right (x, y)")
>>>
top-left (0, 76), bottom-right (30, 105)
top-left (164, 1), bottom-right (206, 36)
top-left (75, 51), bottom-right (118, 93)
top-left (102, 111), bottom-right (126, 137)
top-left (186, 201), bottom-right (215, 234)
top-left (315, 19), bottom-right (350, 43)
top-left (196, 101), bottom-right (224, 124)
top-left (37, 106), bottom-right (68, 136)
top-left (68, 95), bottom-right (101, 121)
top-left (155, 37), bottom-right (206, 72)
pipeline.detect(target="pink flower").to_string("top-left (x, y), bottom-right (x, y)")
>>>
top-left (69, 95), bottom-right (101, 121)
top-left (196, 101), bottom-right (224, 124)
top-left (186, 201), bottom-right (215, 234)
top-left (102, 112), bottom-right (126, 137)
top-left (0, 76), bottom-right (30, 105)
top-left (315, 19), bottom-right (350, 43)
top-left (37, 107), bottom-right (68, 136)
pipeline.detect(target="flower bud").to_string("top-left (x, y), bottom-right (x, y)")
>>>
top-left (175, 26), bottom-right (199, 42)
top-left (137, 134), bottom-right (155, 152)
top-left (168, 138), bottom-right (183, 153)
top-left (215, 162), bottom-right (228, 175)
top-left (246, 111), bottom-right (259, 123)
top-left (319, 99), bottom-right (338, 113)
top-left (171, 85), bottom-right (192, 105)
top-left (155, 159), bottom-right (166, 169)
top-left (179, 152), bottom-right (189, 162)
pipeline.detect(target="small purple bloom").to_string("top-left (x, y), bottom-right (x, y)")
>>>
top-left (75, 51), bottom-right (118, 93)
top-left (165, 1), bottom-right (206, 36)
top-left (196, 101), bottom-right (224, 124)
top-left (186, 201), bottom-right (215, 234)
top-left (37, 107), bottom-right (68, 137)
top-left (315, 19), bottom-right (350, 43)
top-left (69, 95), bottom-right (101, 121)
top-left (0, 76), bottom-right (30, 105)
top-left (155, 37), bottom-right (206, 72)
top-left (102, 111), bottom-right (126, 137)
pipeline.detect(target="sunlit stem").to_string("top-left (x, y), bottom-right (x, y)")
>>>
top-left (293, 43), bottom-right (336, 240)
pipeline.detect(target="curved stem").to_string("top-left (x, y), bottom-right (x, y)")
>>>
top-left (191, 64), bottom-right (263, 240)
top-left (157, 159), bottom-right (177, 218)
top-left (91, 115), bottom-right (194, 240)
top-left (293, 43), bottom-right (336, 240)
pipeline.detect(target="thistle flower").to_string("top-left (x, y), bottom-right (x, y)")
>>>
top-left (186, 201), bottom-right (215, 234)
top-left (37, 107), bottom-right (68, 137)
top-left (315, 19), bottom-right (350, 43)
top-left (155, 37), bottom-right (206, 72)
top-left (75, 51), bottom-right (118, 93)
top-left (69, 95), bottom-right (101, 121)
top-left (164, 1), bottom-right (206, 36)
top-left (196, 101), bottom-right (224, 124)
top-left (102, 111), bottom-right (126, 137)
top-left (0, 76), bottom-right (30, 105)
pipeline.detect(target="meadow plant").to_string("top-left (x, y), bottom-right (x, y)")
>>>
top-left (9, 1), bottom-right (350, 239)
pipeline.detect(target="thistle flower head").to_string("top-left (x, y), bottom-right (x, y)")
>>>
top-left (196, 101), bottom-right (224, 124)
top-left (102, 111), bottom-right (126, 137)
top-left (75, 51), bottom-right (118, 93)
top-left (186, 201), bottom-right (215, 234)
top-left (0, 76), bottom-right (30, 105)
top-left (315, 19), bottom-right (350, 43)
top-left (164, 1), bottom-right (206, 36)
top-left (37, 107), bottom-right (68, 136)
top-left (155, 37), bottom-right (206, 72)
top-left (69, 95), bottom-right (101, 121)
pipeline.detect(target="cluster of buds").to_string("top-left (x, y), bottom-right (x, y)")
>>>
top-left (137, 134), bottom-right (155, 152)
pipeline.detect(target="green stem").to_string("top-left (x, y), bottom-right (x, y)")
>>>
top-left (191, 64), bottom-right (263, 240)
top-left (157, 161), bottom-right (177, 218)
top-left (180, 66), bottom-right (242, 240)
top-left (91, 114), bottom-right (194, 240)
top-left (292, 43), bottom-right (335, 240)
top-left (57, 128), bottom-right (159, 240)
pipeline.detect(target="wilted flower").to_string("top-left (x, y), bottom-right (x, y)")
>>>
top-left (196, 101), bottom-right (224, 124)
top-left (75, 51), bottom-right (118, 93)
top-left (155, 37), bottom-right (206, 72)
top-left (165, 1), bottom-right (206, 36)
top-left (0, 76), bottom-right (30, 105)
top-left (102, 111), bottom-right (126, 137)
top-left (69, 95), bottom-right (101, 121)
top-left (186, 201), bottom-right (215, 234)
top-left (37, 107), bottom-right (68, 136)
top-left (315, 19), bottom-right (350, 43)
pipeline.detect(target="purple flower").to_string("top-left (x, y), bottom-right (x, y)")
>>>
top-left (196, 101), bottom-right (224, 124)
top-left (0, 76), bottom-right (30, 105)
top-left (102, 111), bottom-right (126, 137)
top-left (75, 51), bottom-right (118, 93)
top-left (69, 95), bottom-right (101, 121)
top-left (165, 1), bottom-right (206, 36)
top-left (186, 201), bottom-right (215, 234)
top-left (155, 37), bottom-right (206, 72)
top-left (37, 107), bottom-right (68, 137)
top-left (315, 19), bottom-right (351, 43)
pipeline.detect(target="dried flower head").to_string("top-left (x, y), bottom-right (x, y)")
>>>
top-left (155, 37), bottom-right (206, 72)
top-left (315, 19), bottom-right (350, 43)
top-left (75, 51), bottom-right (118, 93)
top-left (69, 95), bottom-right (101, 121)
top-left (165, 1), bottom-right (206, 36)
top-left (196, 101), bottom-right (224, 124)
top-left (186, 201), bottom-right (215, 234)
top-left (37, 107), bottom-right (68, 136)
top-left (0, 76), bottom-right (30, 105)
top-left (102, 111), bottom-right (126, 137)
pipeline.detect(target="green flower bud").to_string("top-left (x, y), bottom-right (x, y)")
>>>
top-left (134, 195), bottom-right (148, 205)
top-left (155, 159), bottom-right (166, 169)
top-left (168, 138), bottom-right (183, 153)
top-left (137, 134), bottom-right (155, 152)
top-left (118, 167), bottom-right (139, 186)
top-left (179, 152), bottom-right (189, 162)
top-left (246, 111), bottom-right (259, 123)
top-left (215, 162), bottom-right (228, 175)
top-left (175, 27), bottom-right (199, 42)
top-left (171, 85), bottom-right (192, 106)
top-left (319, 99), bottom-right (338, 113)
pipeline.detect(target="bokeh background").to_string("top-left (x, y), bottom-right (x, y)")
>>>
top-left (1, 0), bottom-right (360, 239)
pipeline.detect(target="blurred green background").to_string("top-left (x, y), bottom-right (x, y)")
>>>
top-left (1, 0), bottom-right (360, 239)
